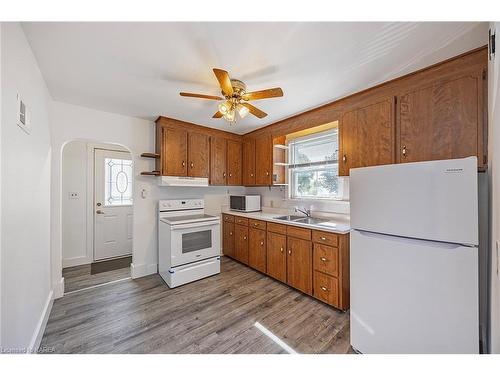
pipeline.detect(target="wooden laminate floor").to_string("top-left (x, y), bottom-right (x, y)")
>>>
top-left (63, 261), bottom-right (131, 293)
top-left (42, 257), bottom-right (352, 354)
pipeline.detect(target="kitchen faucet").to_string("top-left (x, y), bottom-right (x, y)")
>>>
top-left (294, 206), bottom-right (311, 217)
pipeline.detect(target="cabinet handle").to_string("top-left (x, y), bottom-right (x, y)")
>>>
top-left (288, 250), bottom-right (292, 255)
top-left (243, 236), bottom-right (247, 240)
top-left (402, 145), bottom-right (407, 157)
top-left (229, 173), bottom-right (232, 177)
top-left (266, 171), bottom-right (270, 176)
top-left (190, 162), bottom-right (194, 168)
top-left (254, 223), bottom-right (258, 227)
top-left (320, 236), bottom-right (327, 241)
top-left (280, 247), bottom-right (284, 253)
top-left (182, 161), bottom-right (186, 167)
top-left (342, 154), bottom-right (347, 163)
top-left (320, 257), bottom-right (327, 262)
top-left (223, 172), bottom-right (226, 178)
top-left (229, 232), bottom-right (233, 236)
top-left (320, 286), bottom-right (329, 292)
top-left (260, 241), bottom-right (264, 246)
top-left (250, 173), bottom-right (254, 177)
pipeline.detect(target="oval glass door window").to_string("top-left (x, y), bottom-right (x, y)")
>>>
top-left (104, 158), bottom-right (133, 206)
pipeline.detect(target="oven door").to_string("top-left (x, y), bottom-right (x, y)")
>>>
top-left (169, 221), bottom-right (221, 267)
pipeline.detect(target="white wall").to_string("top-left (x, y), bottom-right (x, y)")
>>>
top-left (0, 23), bottom-right (53, 351)
top-left (50, 101), bottom-right (246, 296)
top-left (489, 22), bottom-right (500, 354)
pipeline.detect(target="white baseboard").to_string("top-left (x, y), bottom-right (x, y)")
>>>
top-left (62, 255), bottom-right (91, 268)
top-left (53, 277), bottom-right (65, 299)
top-left (130, 262), bottom-right (157, 279)
top-left (28, 290), bottom-right (53, 353)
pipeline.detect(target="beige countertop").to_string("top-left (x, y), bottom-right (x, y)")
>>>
top-left (221, 207), bottom-right (351, 235)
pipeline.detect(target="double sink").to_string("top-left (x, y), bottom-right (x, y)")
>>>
top-left (273, 215), bottom-right (330, 226)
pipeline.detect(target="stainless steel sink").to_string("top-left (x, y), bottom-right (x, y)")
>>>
top-left (273, 215), bottom-right (307, 221)
top-left (293, 217), bottom-right (328, 225)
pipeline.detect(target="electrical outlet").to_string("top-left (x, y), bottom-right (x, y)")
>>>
top-left (68, 192), bottom-right (79, 199)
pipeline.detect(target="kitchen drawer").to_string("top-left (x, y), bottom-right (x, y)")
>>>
top-left (286, 225), bottom-right (311, 240)
top-left (267, 222), bottom-right (287, 234)
top-left (313, 271), bottom-right (339, 307)
top-left (249, 219), bottom-right (267, 230)
top-left (313, 243), bottom-right (339, 277)
top-left (235, 217), bottom-right (249, 226)
top-left (223, 214), bottom-right (234, 223)
top-left (312, 230), bottom-right (338, 247)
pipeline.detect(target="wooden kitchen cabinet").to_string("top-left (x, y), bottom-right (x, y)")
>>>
top-left (227, 140), bottom-right (242, 185)
top-left (248, 228), bottom-right (266, 273)
top-left (255, 133), bottom-right (273, 185)
top-left (210, 136), bottom-right (227, 185)
top-left (266, 231), bottom-right (287, 283)
top-left (398, 73), bottom-right (485, 168)
top-left (161, 127), bottom-right (188, 176)
top-left (286, 236), bottom-right (313, 295)
top-left (223, 221), bottom-right (235, 258)
top-left (188, 132), bottom-right (209, 177)
top-left (234, 224), bottom-right (249, 265)
top-left (339, 97), bottom-right (395, 176)
top-left (242, 137), bottom-right (256, 186)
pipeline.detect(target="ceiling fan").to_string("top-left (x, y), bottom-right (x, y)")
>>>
top-left (180, 68), bottom-right (283, 125)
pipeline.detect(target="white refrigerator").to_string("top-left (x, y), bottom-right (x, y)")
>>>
top-left (349, 157), bottom-right (479, 354)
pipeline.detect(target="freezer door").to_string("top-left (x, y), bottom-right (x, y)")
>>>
top-left (350, 230), bottom-right (479, 354)
top-left (350, 157), bottom-right (478, 246)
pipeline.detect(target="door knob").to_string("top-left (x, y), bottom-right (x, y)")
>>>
top-left (96, 210), bottom-right (105, 214)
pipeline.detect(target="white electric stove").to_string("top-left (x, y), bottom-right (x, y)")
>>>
top-left (158, 199), bottom-right (221, 288)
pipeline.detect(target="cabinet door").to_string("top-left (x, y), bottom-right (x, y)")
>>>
top-left (223, 222), bottom-right (235, 258)
top-left (255, 134), bottom-right (272, 185)
top-left (267, 232), bottom-right (287, 283)
top-left (242, 138), bottom-right (256, 186)
top-left (210, 137), bottom-right (227, 185)
top-left (286, 237), bottom-right (312, 295)
top-left (188, 132), bottom-right (209, 177)
top-left (339, 98), bottom-right (395, 176)
top-left (227, 140), bottom-right (242, 186)
top-left (248, 228), bottom-right (266, 273)
top-left (162, 127), bottom-right (188, 176)
top-left (399, 75), bottom-right (482, 165)
top-left (234, 224), bottom-right (249, 265)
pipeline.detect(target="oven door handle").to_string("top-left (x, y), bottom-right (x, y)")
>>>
top-left (170, 221), bottom-right (220, 230)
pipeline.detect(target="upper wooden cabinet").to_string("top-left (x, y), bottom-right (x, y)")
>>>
top-left (210, 136), bottom-right (227, 185)
top-left (339, 97), bottom-right (395, 176)
top-left (188, 132), bottom-right (209, 177)
top-left (161, 127), bottom-right (188, 177)
top-left (255, 133), bottom-right (273, 185)
top-left (242, 137), bottom-right (256, 186)
top-left (227, 140), bottom-right (242, 186)
top-left (398, 73), bottom-right (485, 168)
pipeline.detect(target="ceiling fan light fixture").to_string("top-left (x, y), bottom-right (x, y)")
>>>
top-left (223, 109), bottom-right (235, 122)
top-left (236, 104), bottom-right (250, 119)
top-left (218, 100), bottom-right (232, 115)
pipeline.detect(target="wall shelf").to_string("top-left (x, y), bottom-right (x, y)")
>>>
top-left (141, 152), bottom-right (160, 159)
top-left (140, 171), bottom-right (160, 176)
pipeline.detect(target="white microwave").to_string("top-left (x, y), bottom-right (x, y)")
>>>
top-left (229, 195), bottom-right (261, 212)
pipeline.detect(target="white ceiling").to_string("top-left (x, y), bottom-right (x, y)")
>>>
top-left (22, 22), bottom-right (488, 134)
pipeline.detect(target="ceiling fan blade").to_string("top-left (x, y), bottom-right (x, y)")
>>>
top-left (241, 103), bottom-right (267, 119)
top-left (180, 92), bottom-right (224, 100)
top-left (213, 68), bottom-right (233, 96)
top-left (213, 111), bottom-right (223, 118)
top-left (242, 87), bottom-right (283, 101)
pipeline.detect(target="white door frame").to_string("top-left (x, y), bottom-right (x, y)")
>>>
top-left (85, 142), bottom-right (133, 264)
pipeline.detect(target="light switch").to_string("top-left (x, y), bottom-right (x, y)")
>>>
top-left (69, 192), bottom-right (79, 199)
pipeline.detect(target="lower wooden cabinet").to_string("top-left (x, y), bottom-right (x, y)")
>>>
top-left (222, 214), bottom-right (350, 310)
top-left (223, 222), bottom-right (235, 258)
top-left (266, 231), bottom-right (287, 283)
top-left (234, 224), bottom-right (249, 265)
top-left (286, 236), bottom-right (313, 295)
top-left (248, 228), bottom-right (266, 273)
top-left (313, 271), bottom-right (339, 306)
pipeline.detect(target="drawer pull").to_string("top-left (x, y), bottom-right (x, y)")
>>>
top-left (320, 257), bottom-right (327, 262)
top-left (320, 286), bottom-right (329, 292)
top-left (320, 236), bottom-right (327, 241)
top-left (254, 223), bottom-right (258, 226)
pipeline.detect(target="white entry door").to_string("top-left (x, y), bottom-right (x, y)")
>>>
top-left (94, 149), bottom-right (133, 261)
